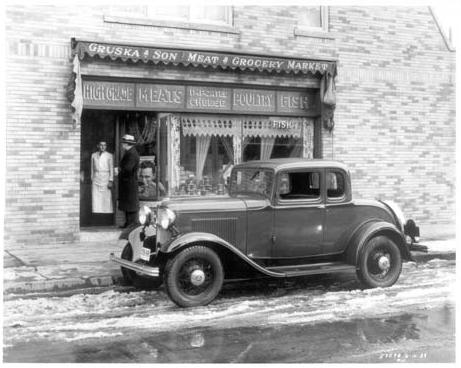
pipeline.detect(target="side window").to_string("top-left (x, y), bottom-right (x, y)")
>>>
top-left (278, 171), bottom-right (320, 200)
top-left (327, 171), bottom-right (345, 199)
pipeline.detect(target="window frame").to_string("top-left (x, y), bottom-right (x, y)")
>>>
top-left (275, 168), bottom-right (324, 206)
top-left (229, 168), bottom-right (275, 199)
top-left (104, 5), bottom-right (237, 34)
top-left (326, 169), bottom-right (347, 204)
top-left (294, 6), bottom-right (334, 39)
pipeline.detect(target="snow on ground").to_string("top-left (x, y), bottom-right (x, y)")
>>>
top-left (423, 239), bottom-right (456, 253)
top-left (3, 260), bottom-right (455, 345)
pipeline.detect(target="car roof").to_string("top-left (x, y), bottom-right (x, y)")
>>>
top-left (233, 158), bottom-right (349, 172)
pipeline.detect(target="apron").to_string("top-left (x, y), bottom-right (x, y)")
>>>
top-left (91, 151), bottom-right (114, 214)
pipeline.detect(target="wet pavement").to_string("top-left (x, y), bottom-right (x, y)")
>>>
top-left (3, 259), bottom-right (456, 363)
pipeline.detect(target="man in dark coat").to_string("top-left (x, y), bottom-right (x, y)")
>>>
top-left (118, 134), bottom-right (140, 228)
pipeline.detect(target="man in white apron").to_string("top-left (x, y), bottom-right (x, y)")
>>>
top-left (91, 141), bottom-right (114, 213)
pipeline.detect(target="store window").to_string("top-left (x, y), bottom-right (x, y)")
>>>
top-left (165, 115), bottom-right (312, 198)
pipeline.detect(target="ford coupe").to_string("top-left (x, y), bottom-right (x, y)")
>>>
top-left (111, 159), bottom-right (422, 307)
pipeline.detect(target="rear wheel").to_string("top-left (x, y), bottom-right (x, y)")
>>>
top-left (121, 243), bottom-right (162, 290)
top-left (357, 235), bottom-right (402, 288)
top-left (164, 245), bottom-right (224, 307)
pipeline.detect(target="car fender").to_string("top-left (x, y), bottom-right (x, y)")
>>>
top-left (117, 225), bottom-right (156, 261)
top-left (344, 220), bottom-right (410, 266)
top-left (162, 232), bottom-right (285, 278)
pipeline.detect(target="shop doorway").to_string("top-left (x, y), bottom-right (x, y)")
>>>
top-left (80, 110), bottom-right (117, 227)
top-left (80, 110), bottom-right (164, 227)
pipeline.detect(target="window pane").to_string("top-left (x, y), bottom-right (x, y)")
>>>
top-left (243, 136), bottom-right (303, 162)
top-left (173, 134), bottom-right (233, 196)
top-left (300, 6), bottom-right (322, 28)
top-left (204, 6), bottom-right (228, 23)
top-left (327, 171), bottom-right (345, 198)
top-left (279, 171), bottom-right (320, 200)
top-left (148, 5), bottom-right (230, 24)
top-left (148, 6), bottom-right (189, 20)
top-left (230, 169), bottom-right (273, 197)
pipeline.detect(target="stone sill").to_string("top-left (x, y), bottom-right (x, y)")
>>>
top-left (104, 15), bottom-right (240, 35)
top-left (294, 27), bottom-right (336, 40)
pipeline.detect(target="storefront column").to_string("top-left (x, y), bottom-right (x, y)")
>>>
top-left (168, 114), bottom-right (181, 193)
top-left (302, 119), bottom-right (315, 159)
top-left (233, 135), bottom-right (242, 165)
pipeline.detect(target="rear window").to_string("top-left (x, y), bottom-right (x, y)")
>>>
top-left (327, 171), bottom-right (345, 198)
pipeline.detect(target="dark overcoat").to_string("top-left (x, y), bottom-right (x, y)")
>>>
top-left (118, 146), bottom-right (140, 212)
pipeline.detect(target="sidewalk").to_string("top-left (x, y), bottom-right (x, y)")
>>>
top-left (3, 237), bottom-right (456, 296)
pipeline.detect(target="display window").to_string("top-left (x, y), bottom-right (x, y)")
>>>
top-left (162, 114), bottom-right (314, 198)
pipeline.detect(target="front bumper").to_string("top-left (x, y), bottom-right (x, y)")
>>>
top-left (110, 253), bottom-right (160, 277)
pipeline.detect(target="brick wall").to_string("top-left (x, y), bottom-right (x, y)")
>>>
top-left (329, 7), bottom-right (455, 234)
top-left (4, 5), bottom-right (455, 248)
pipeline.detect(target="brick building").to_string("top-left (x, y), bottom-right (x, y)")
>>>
top-left (4, 5), bottom-right (455, 248)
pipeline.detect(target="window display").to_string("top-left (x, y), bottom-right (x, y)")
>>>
top-left (168, 114), bottom-right (314, 197)
top-left (120, 113), bottom-right (313, 199)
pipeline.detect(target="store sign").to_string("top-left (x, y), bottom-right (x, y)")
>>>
top-left (233, 89), bottom-right (276, 113)
top-left (75, 40), bottom-right (336, 76)
top-left (82, 81), bottom-right (320, 116)
top-left (187, 86), bottom-right (231, 110)
top-left (270, 118), bottom-right (301, 130)
top-left (83, 81), bottom-right (135, 107)
top-left (137, 84), bottom-right (185, 109)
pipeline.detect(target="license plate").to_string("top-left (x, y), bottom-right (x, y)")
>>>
top-left (140, 247), bottom-right (151, 261)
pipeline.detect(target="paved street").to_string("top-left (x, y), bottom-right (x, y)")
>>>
top-left (3, 258), bottom-right (455, 363)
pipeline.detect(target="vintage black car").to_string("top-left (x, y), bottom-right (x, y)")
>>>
top-left (111, 159), bottom-right (422, 307)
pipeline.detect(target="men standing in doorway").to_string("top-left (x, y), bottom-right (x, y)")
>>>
top-left (118, 134), bottom-right (140, 228)
top-left (91, 141), bottom-right (114, 214)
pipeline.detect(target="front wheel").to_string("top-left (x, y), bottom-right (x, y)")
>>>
top-left (357, 235), bottom-right (402, 288)
top-left (164, 245), bottom-right (224, 307)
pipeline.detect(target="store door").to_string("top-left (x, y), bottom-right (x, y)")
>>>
top-left (80, 110), bottom-right (117, 227)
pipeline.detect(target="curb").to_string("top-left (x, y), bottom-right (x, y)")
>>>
top-left (3, 251), bottom-right (455, 296)
top-left (3, 275), bottom-right (123, 295)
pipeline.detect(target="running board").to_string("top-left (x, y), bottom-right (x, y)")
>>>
top-left (266, 262), bottom-right (356, 277)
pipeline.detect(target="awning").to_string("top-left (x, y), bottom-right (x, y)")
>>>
top-left (72, 39), bottom-right (336, 76)
top-left (67, 39), bottom-right (337, 129)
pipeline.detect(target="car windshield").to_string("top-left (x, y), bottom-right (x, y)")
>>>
top-left (229, 168), bottom-right (273, 197)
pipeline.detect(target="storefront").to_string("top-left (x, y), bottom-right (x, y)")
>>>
top-left (68, 40), bottom-right (337, 227)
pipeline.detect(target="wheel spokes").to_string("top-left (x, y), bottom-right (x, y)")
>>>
top-left (177, 258), bottom-right (215, 296)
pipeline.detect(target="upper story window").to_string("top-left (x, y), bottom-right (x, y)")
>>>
top-left (105, 5), bottom-right (234, 30)
top-left (295, 6), bottom-right (331, 37)
top-left (299, 7), bottom-right (323, 28)
top-left (148, 6), bottom-right (232, 26)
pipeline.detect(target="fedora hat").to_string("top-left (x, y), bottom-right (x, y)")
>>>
top-left (121, 134), bottom-right (136, 145)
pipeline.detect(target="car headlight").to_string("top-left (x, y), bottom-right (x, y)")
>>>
top-left (156, 207), bottom-right (176, 230)
top-left (138, 205), bottom-right (152, 226)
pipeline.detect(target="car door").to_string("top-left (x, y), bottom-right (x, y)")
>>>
top-left (272, 168), bottom-right (325, 258)
top-left (323, 169), bottom-right (355, 254)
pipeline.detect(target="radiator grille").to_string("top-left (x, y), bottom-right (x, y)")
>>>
top-left (192, 217), bottom-right (237, 245)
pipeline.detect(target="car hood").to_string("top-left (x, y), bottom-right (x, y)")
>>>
top-left (160, 195), bottom-right (269, 213)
